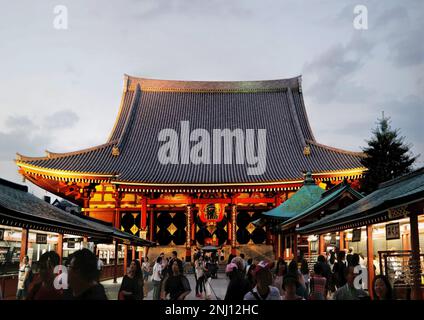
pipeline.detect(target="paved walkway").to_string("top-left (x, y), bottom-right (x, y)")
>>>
top-left (102, 273), bottom-right (229, 300)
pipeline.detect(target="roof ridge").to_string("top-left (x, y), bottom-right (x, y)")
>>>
top-left (287, 87), bottom-right (306, 146)
top-left (126, 74), bottom-right (301, 92)
top-left (378, 166), bottom-right (424, 189)
top-left (115, 84), bottom-right (141, 151)
top-left (306, 139), bottom-right (364, 156)
top-left (0, 178), bottom-right (28, 192)
top-left (16, 141), bottom-right (116, 162)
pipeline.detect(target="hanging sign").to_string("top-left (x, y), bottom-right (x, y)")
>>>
top-left (198, 203), bottom-right (225, 223)
top-left (351, 229), bottom-right (361, 242)
top-left (386, 222), bottom-right (400, 240)
top-left (67, 238), bottom-right (76, 248)
top-left (36, 233), bottom-right (48, 244)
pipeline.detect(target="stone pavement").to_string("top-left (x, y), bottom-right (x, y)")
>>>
top-left (102, 273), bottom-right (229, 300)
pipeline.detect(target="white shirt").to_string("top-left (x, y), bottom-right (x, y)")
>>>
top-left (152, 262), bottom-right (162, 281)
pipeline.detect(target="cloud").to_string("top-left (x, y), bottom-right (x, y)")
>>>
top-left (0, 110), bottom-right (80, 160)
top-left (0, 116), bottom-right (50, 161)
top-left (43, 110), bottom-right (79, 129)
top-left (303, 34), bottom-right (375, 103)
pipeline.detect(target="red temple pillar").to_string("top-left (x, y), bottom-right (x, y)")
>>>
top-left (319, 234), bottom-right (325, 255)
top-left (113, 241), bottom-right (118, 283)
top-left (20, 228), bottom-right (29, 262)
top-left (231, 204), bottom-right (237, 255)
top-left (409, 212), bottom-right (422, 300)
top-left (185, 205), bottom-right (192, 261)
top-left (149, 207), bottom-right (155, 241)
top-left (123, 244), bottom-right (128, 274)
top-left (339, 231), bottom-right (345, 251)
top-left (366, 225), bottom-right (375, 299)
top-left (57, 233), bottom-right (63, 265)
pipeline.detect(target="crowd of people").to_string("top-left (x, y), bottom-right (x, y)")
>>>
top-left (222, 249), bottom-right (394, 300)
top-left (7, 247), bottom-right (396, 301)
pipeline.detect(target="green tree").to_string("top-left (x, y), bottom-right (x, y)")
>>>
top-left (360, 114), bottom-right (417, 193)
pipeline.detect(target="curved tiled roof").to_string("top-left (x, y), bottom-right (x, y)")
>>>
top-left (16, 75), bottom-right (364, 186)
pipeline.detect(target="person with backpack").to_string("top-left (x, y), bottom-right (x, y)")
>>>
top-left (17, 255), bottom-right (32, 300)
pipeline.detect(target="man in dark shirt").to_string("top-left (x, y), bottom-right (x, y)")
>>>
top-left (167, 251), bottom-right (183, 276)
top-left (165, 261), bottom-right (191, 300)
top-left (65, 248), bottom-right (108, 300)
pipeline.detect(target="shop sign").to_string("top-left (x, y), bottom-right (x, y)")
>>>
top-left (0, 229), bottom-right (4, 241)
top-left (351, 229), bottom-right (361, 242)
top-left (388, 206), bottom-right (409, 220)
top-left (36, 233), bottom-right (48, 244)
top-left (386, 223), bottom-right (400, 240)
top-left (67, 238), bottom-right (76, 248)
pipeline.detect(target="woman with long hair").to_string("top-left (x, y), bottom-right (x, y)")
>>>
top-left (118, 259), bottom-right (144, 300)
top-left (372, 275), bottom-right (393, 300)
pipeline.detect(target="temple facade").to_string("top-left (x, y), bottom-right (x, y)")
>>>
top-left (16, 75), bottom-right (365, 260)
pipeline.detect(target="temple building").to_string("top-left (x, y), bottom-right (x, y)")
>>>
top-left (15, 75), bottom-right (365, 260)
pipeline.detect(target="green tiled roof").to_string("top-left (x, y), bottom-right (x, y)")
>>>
top-left (279, 181), bottom-right (364, 228)
top-left (297, 167), bottom-right (424, 234)
top-left (262, 172), bottom-right (325, 220)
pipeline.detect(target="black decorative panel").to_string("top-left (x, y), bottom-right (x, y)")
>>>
top-left (236, 210), bottom-right (266, 244)
top-left (155, 211), bottom-right (187, 246)
top-left (121, 212), bottom-right (141, 235)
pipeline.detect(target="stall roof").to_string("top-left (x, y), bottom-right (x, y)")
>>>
top-left (279, 181), bottom-right (364, 230)
top-left (297, 167), bottom-right (424, 234)
top-left (0, 178), bottom-right (155, 246)
top-left (262, 172), bottom-right (325, 220)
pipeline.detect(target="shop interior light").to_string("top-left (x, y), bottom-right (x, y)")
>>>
top-left (335, 236), bottom-right (340, 240)
top-left (324, 235), bottom-right (332, 241)
top-left (307, 235), bottom-right (318, 242)
top-left (346, 233), bottom-right (353, 240)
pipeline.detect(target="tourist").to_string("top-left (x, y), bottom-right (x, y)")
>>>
top-left (118, 259), bottom-right (143, 300)
top-left (224, 261), bottom-right (250, 301)
top-left (346, 247), bottom-right (354, 266)
top-left (328, 250), bottom-right (336, 270)
top-left (333, 266), bottom-right (368, 300)
top-left (16, 255), bottom-right (32, 300)
top-left (246, 263), bottom-right (257, 291)
top-left (27, 251), bottom-right (62, 300)
top-left (309, 262), bottom-right (327, 300)
top-left (152, 256), bottom-right (163, 300)
top-left (219, 249), bottom-right (225, 263)
top-left (299, 255), bottom-right (310, 292)
top-left (195, 256), bottom-right (205, 298)
top-left (239, 253), bottom-right (247, 272)
top-left (281, 275), bottom-right (304, 300)
top-left (286, 259), bottom-right (308, 299)
top-left (372, 275), bottom-right (393, 300)
top-left (273, 258), bottom-right (287, 296)
top-left (65, 249), bottom-right (108, 300)
top-left (165, 261), bottom-right (191, 300)
top-left (227, 253), bottom-right (235, 265)
top-left (142, 257), bottom-right (151, 298)
top-left (167, 250), bottom-right (183, 276)
top-left (203, 256), bottom-right (214, 299)
top-left (333, 250), bottom-right (347, 289)
top-left (246, 258), bottom-right (253, 275)
top-left (244, 261), bottom-right (281, 300)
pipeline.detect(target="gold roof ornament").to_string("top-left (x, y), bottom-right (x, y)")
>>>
top-left (303, 145), bottom-right (311, 156)
top-left (112, 146), bottom-right (120, 156)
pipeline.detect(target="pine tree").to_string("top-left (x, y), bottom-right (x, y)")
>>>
top-left (360, 113), bottom-right (417, 194)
